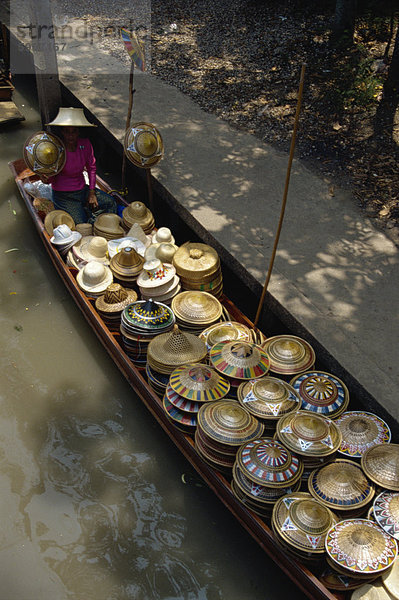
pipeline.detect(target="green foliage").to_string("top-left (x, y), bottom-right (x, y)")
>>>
top-left (343, 54), bottom-right (384, 108)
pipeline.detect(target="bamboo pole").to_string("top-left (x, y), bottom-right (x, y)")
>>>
top-left (146, 168), bottom-right (154, 213)
top-left (121, 61), bottom-right (135, 195)
top-left (253, 64), bottom-right (306, 329)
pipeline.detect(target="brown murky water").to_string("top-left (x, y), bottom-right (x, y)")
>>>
top-left (0, 78), bottom-right (306, 599)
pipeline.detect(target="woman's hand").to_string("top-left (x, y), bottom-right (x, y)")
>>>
top-left (88, 189), bottom-right (98, 210)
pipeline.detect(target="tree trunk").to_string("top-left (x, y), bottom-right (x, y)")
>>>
top-left (384, 24), bottom-right (399, 100)
top-left (332, 0), bottom-right (357, 46)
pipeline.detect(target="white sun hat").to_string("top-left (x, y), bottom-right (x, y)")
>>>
top-left (72, 236), bottom-right (109, 265)
top-left (76, 261), bottom-right (113, 294)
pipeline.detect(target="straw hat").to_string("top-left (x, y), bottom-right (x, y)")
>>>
top-left (24, 131), bottom-right (66, 175)
top-left (361, 444), bottom-right (399, 491)
top-left (46, 107), bottom-right (97, 127)
top-left (44, 210), bottom-right (75, 235)
top-left (173, 242), bottom-right (220, 281)
top-left (50, 224), bottom-right (81, 246)
top-left (76, 261), bottom-right (113, 294)
top-left (93, 213), bottom-right (124, 239)
top-left (262, 335), bottom-right (316, 376)
top-left (95, 283), bottom-right (137, 313)
top-left (336, 411), bottom-right (391, 458)
top-left (75, 223), bottom-right (93, 236)
top-left (290, 370), bottom-right (350, 420)
top-left (147, 325), bottom-right (207, 374)
top-left (122, 201), bottom-right (154, 233)
top-left (124, 122), bottom-right (164, 169)
top-left (110, 246), bottom-right (145, 278)
top-left (152, 227), bottom-right (175, 245)
top-left (137, 259), bottom-right (176, 289)
top-left (72, 236), bottom-right (109, 264)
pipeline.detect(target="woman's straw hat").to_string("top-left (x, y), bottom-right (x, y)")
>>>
top-left (76, 261), bottom-right (113, 294)
top-left (46, 107), bottom-right (97, 127)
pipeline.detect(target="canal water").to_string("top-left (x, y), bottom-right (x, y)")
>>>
top-left (0, 77), bottom-right (306, 600)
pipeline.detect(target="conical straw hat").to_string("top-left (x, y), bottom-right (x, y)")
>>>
top-left (289, 370), bottom-right (349, 419)
top-left (169, 363), bottom-right (230, 402)
top-left (124, 122), bottom-right (164, 169)
top-left (335, 411), bottom-right (391, 458)
top-left (361, 444), bottom-right (399, 491)
top-left (209, 340), bottom-right (270, 380)
top-left (262, 335), bottom-right (316, 376)
top-left (24, 131), bottom-right (66, 175)
top-left (46, 107), bottom-right (96, 127)
top-left (95, 283), bottom-right (137, 313)
top-left (147, 325), bottom-right (207, 373)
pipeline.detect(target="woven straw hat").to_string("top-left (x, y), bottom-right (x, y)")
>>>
top-left (95, 283), bottom-right (137, 313)
top-left (361, 444), bottom-right (399, 491)
top-left (137, 259), bottom-right (176, 289)
top-left (76, 261), bottom-right (113, 293)
top-left (46, 107), bottom-right (96, 127)
top-left (72, 236), bottom-right (109, 264)
top-left (147, 325), bottom-right (207, 374)
top-left (110, 246), bottom-right (145, 278)
top-left (173, 242), bottom-right (220, 281)
top-left (24, 131), bottom-right (66, 175)
top-left (44, 210), bottom-right (75, 235)
top-left (122, 201), bottom-right (154, 232)
top-left (124, 122), bottom-right (164, 169)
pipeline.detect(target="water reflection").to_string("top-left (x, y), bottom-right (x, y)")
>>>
top-left (0, 77), bottom-right (305, 599)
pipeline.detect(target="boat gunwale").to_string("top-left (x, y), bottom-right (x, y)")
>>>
top-left (9, 157), bottom-right (340, 600)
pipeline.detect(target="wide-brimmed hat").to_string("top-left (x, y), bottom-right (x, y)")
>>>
top-left (122, 201), bottom-right (154, 233)
top-left (137, 259), bottom-right (176, 289)
top-left (46, 107), bottom-right (97, 127)
top-left (93, 213), bottom-right (125, 240)
top-left (110, 246), bottom-right (145, 278)
top-left (76, 261), bottom-right (113, 293)
top-left (24, 131), bottom-right (66, 176)
top-left (44, 210), bottom-right (75, 235)
top-left (95, 283), bottom-right (137, 313)
top-left (108, 237), bottom-right (147, 259)
top-left (124, 122), bottom-right (164, 169)
top-left (72, 235), bottom-right (109, 264)
top-left (50, 224), bottom-right (81, 246)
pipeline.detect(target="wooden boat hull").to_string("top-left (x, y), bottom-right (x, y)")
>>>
top-left (10, 157), bottom-right (355, 600)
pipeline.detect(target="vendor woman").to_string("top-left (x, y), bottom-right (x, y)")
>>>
top-left (42, 107), bottom-right (117, 224)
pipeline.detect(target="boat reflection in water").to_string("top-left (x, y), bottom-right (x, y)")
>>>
top-left (0, 77), bottom-right (305, 599)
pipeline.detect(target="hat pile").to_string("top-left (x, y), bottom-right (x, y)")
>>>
top-left (50, 224), bottom-right (81, 256)
top-left (171, 290), bottom-right (224, 335)
top-left (76, 261), bottom-right (113, 298)
top-left (122, 201), bottom-right (154, 234)
top-left (145, 242), bottom-right (178, 264)
top-left (67, 235), bottom-right (109, 269)
top-left (237, 377), bottom-right (301, 436)
top-left (173, 242), bottom-right (223, 298)
top-left (137, 259), bottom-right (181, 304)
top-left (152, 227), bottom-right (175, 245)
top-left (361, 443), bottom-right (399, 492)
top-left (262, 335), bottom-right (316, 380)
top-left (162, 363), bottom-right (230, 434)
top-left (120, 299), bottom-right (175, 368)
top-left (195, 400), bottom-right (264, 473)
top-left (95, 283), bottom-right (137, 331)
top-left (272, 492), bottom-right (337, 566)
top-left (232, 438), bottom-right (303, 519)
top-left (110, 246), bottom-right (145, 288)
top-left (93, 213), bottom-right (125, 241)
top-left (209, 340), bottom-right (270, 398)
top-left (146, 326), bottom-right (208, 394)
top-left (276, 411), bottom-right (342, 487)
top-left (289, 370), bottom-right (350, 420)
top-left (308, 458), bottom-right (375, 519)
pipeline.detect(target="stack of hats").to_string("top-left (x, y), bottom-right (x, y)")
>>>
top-left (50, 224), bottom-right (81, 256)
top-left (76, 261), bottom-right (113, 298)
top-left (334, 411), bottom-right (391, 458)
top-left (171, 290), bottom-right (224, 335)
top-left (162, 363), bottom-right (230, 434)
top-left (145, 241), bottom-right (178, 264)
top-left (195, 400), bottom-right (264, 473)
top-left (237, 377), bottom-right (301, 436)
top-left (93, 213), bottom-right (125, 241)
top-left (67, 235), bottom-right (109, 269)
top-left (209, 340), bottom-right (270, 398)
top-left (307, 458), bottom-right (375, 519)
top-left (75, 223), bottom-right (93, 237)
top-left (122, 201), bottom-right (154, 234)
top-left (232, 438), bottom-right (303, 519)
top-left (137, 259), bottom-right (181, 304)
top-left (289, 370), bottom-right (350, 420)
top-left (373, 490), bottom-right (399, 542)
top-left (272, 492), bottom-right (337, 566)
top-left (146, 326), bottom-right (208, 396)
top-left (261, 335), bottom-right (316, 381)
top-left (45, 210), bottom-right (75, 235)
top-left (95, 283), bottom-right (137, 331)
top-left (325, 519), bottom-right (397, 588)
top-left (120, 299), bottom-right (175, 368)
top-left (151, 227), bottom-right (175, 246)
top-left (276, 411), bottom-right (342, 487)
top-left (173, 242), bottom-right (223, 298)
top-left (110, 246), bottom-right (145, 288)
top-left (199, 320), bottom-right (254, 351)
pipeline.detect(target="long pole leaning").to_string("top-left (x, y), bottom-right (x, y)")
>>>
top-left (121, 62), bottom-right (135, 194)
top-left (253, 63), bottom-right (306, 329)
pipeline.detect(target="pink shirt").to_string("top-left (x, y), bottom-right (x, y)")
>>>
top-left (50, 138), bottom-right (96, 191)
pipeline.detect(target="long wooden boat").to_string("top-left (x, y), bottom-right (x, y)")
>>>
top-left (10, 156), bottom-right (391, 600)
